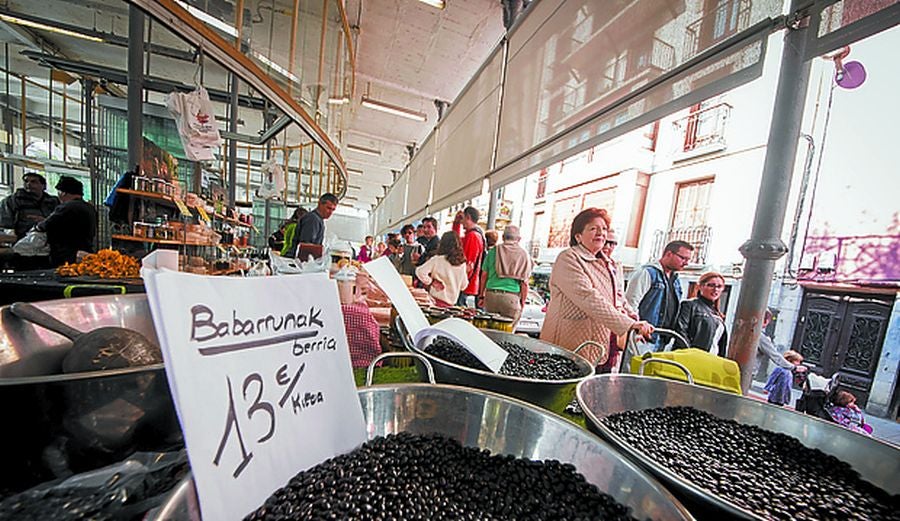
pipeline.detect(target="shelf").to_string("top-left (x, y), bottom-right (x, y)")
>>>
top-left (213, 212), bottom-right (253, 228)
top-left (117, 188), bottom-right (177, 206)
top-left (111, 234), bottom-right (218, 247)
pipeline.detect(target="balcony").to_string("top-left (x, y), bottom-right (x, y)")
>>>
top-left (673, 102), bottom-right (732, 156)
top-left (683, 0), bottom-right (752, 60)
top-left (649, 225), bottom-right (712, 266)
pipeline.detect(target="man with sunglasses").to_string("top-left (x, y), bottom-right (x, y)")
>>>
top-left (625, 240), bottom-right (694, 351)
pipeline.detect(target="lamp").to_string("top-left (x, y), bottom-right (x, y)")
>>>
top-left (252, 51), bottom-right (299, 83)
top-left (174, 0), bottom-right (239, 37)
top-left (361, 96), bottom-right (427, 122)
top-left (347, 168), bottom-right (364, 176)
top-left (417, 0), bottom-right (446, 8)
top-left (0, 13), bottom-right (103, 42)
top-left (346, 144), bottom-right (382, 157)
top-left (327, 96), bottom-right (350, 105)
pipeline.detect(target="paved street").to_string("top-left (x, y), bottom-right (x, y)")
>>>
top-left (747, 382), bottom-right (900, 447)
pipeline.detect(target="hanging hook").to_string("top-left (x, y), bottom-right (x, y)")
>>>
top-left (194, 44), bottom-right (205, 87)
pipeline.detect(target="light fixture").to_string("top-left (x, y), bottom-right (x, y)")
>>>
top-left (251, 51), bottom-right (299, 83)
top-left (361, 96), bottom-right (427, 122)
top-left (346, 144), bottom-right (382, 157)
top-left (174, 0), bottom-right (239, 37)
top-left (417, 0), bottom-right (446, 9)
top-left (347, 169), bottom-right (364, 176)
top-left (327, 96), bottom-right (350, 105)
top-left (0, 14), bottom-right (103, 42)
top-left (348, 184), bottom-right (362, 190)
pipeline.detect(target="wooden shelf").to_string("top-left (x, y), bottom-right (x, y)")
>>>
top-left (213, 212), bottom-right (252, 228)
top-left (117, 188), bottom-right (177, 206)
top-left (111, 234), bottom-right (218, 247)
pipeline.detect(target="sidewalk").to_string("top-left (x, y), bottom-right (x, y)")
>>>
top-left (748, 382), bottom-right (900, 447)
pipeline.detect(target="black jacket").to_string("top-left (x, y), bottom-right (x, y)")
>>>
top-left (0, 189), bottom-right (59, 240)
top-left (675, 297), bottom-right (728, 357)
top-left (39, 198), bottom-right (97, 266)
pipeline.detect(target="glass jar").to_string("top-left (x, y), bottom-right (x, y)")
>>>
top-left (491, 316), bottom-right (515, 333)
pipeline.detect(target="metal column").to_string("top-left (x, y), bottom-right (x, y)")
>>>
top-left (127, 5), bottom-right (144, 172)
top-left (227, 73), bottom-right (238, 207)
top-left (728, 1), bottom-right (813, 394)
top-left (83, 79), bottom-right (96, 203)
top-left (486, 187), bottom-right (502, 230)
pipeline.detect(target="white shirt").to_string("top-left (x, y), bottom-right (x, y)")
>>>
top-left (415, 255), bottom-right (468, 305)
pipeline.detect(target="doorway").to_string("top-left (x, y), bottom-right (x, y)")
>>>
top-left (791, 290), bottom-right (893, 407)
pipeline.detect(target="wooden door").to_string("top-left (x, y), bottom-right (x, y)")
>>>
top-left (792, 291), bottom-right (891, 407)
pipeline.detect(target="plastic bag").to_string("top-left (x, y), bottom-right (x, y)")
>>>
top-left (12, 229), bottom-right (50, 256)
top-left (0, 450), bottom-right (188, 521)
top-left (257, 156), bottom-right (286, 200)
top-left (166, 87), bottom-right (222, 161)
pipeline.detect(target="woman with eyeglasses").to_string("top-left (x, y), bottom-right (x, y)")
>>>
top-left (674, 271), bottom-right (728, 356)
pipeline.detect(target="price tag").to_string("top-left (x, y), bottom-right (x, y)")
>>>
top-left (143, 271), bottom-right (366, 521)
top-left (196, 206), bottom-right (211, 223)
top-left (174, 198), bottom-right (191, 217)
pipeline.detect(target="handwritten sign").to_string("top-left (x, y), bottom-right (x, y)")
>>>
top-left (143, 271), bottom-right (365, 521)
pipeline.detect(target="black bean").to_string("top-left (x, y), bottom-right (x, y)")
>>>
top-left (425, 336), bottom-right (584, 380)
top-left (601, 406), bottom-right (900, 520)
top-left (245, 432), bottom-right (639, 520)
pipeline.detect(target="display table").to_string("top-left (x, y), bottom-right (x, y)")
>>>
top-left (0, 270), bottom-right (146, 306)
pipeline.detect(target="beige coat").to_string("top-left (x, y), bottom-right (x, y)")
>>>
top-left (540, 245), bottom-right (635, 365)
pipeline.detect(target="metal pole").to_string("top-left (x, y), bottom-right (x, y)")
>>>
top-left (127, 4), bottom-right (144, 172)
top-left (83, 79), bottom-right (96, 203)
top-left (486, 187), bottom-right (502, 230)
top-left (227, 72), bottom-right (238, 206)
top-left (263, 103), bottom-right (272, 243)
top-left (728, 1), bottom-right (813, 394)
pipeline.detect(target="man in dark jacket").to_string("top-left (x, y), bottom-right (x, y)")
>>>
top-left (0, 172), bottom-right (59, 240)
top-left (37, 176), bottom-right (97, 267)
top-left (288, 193), bottom-right (338, 256)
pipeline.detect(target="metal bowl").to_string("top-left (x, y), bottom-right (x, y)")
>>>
top-left (152, 383), bottom-right (694, 520)
top-left (0, 295), bottom-right (182, 494)
top-left (577, 374), bottom-right (900, 520)
top-left (395, 317), bottom-right (594, 412)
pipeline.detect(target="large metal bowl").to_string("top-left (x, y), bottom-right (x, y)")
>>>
top-left (0, 295), bottom-right (182, 494)
top-left (395, 317), bottom-right (594, 412)
top-left (152, 383), bottom-right (694, 521)
top-left (577, 374), bottom-right (900, 520)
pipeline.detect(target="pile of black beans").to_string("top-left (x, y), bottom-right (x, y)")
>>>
top-left (246, 432), bottom-right (639, 521)
top-left (424, 336), bottom-right (583, 380)
top-left (601, 406), bottom-right (900, 520)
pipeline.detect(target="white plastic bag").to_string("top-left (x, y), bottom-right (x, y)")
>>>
top-left (166, 87), bottom-right (222, 161)
top-left (13, 230), bottom-right (50, 256)
top-left (257, 156), bottom-right (285, 199)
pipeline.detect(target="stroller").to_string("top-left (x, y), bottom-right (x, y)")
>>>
top-left (795, 371), bottom-right (840, 421)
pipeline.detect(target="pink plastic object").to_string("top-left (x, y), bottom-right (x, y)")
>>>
top-left (835, 61), bottom-right (866, 89)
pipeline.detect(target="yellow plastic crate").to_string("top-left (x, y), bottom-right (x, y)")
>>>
top-left (629, 348), bottom-right (742, 394)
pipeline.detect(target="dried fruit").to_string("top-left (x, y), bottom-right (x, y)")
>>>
top-left (56, 249), bottom-right (140, 279)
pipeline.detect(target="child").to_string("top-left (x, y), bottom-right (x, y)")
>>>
top-left (415, 231), bottom-right (467, 308)
top-left (827, 390), bottom-right (873, 435)
top-left (764, 350), bottom-right (804, 406)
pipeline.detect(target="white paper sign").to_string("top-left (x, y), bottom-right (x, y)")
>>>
top-left (143, 270), bottom-right (366, 521)
top-left (365, 257), bottom-right (508, 373)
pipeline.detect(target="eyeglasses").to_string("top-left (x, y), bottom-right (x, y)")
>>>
top-left (703, 283), bottom-right (725, 289)
top-left (673, 252), bottom-right (692, 263)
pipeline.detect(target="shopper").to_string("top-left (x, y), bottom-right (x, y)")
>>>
top-left (541, 208), bottom-right (653, 366)
top-left (0, 172), bottom-right (59, 241)
top-left (596, 229), bottom-right (639, 373)
top-left (415, 217), bottom-right (439, 266)
top-left (674, 271), bottom-right (728, 356)
top-left (625, 240), bottom-right (694, 350)
top-left (484, 229), bottom-right (499, 250)
top-left (415, 231), bottom-right (468, 308)
top-left (477, 225), bottom-right (532, 327)
top-left (36, 176), bottom-right (97, 267)
top-left (386, 237), bottom-right (404, 271)
top-left (398, 224), bottom-right (423, 276)
top-left (452, 206), bottom-right (485, 307)
top-left (358, 235), bottom-right (375, 262)
top-left (827, 390), bottom-right (872, 435)
top-left (753, 309), bottom-right (793, 381)
top-left (288, 193), bottom-right (338, 255)
top-left (279, 207), bottom-right (307, 256)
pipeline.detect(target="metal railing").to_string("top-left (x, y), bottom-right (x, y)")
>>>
top-left (683, 0), bottom-right (752, 60)
top-left (673, 102), bottom-right (732, 152)
top-left (649, 225), bottom-right (713, 265)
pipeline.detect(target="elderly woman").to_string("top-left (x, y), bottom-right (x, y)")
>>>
top-left (675, 271), bottom-right (728, 356)
top-left (541, 208), bottom-right (653, 366)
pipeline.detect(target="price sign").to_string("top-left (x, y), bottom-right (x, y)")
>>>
top-left (143, 271), bottom-right (366, 521)
top-left (196, 205), bottom-right (211, 223)
top-left (174, 198), bottom-right (191, 217)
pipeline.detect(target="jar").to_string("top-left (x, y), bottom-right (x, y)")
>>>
top-left (491, 316), bottom-right (515, 333)
top-left (133, 222), bottom-right (146, 238)
top-left (473, 314), bottom-right (491, 330)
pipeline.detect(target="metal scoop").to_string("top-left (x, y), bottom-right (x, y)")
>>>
top-left (10, 302), bottom-right (162, 373)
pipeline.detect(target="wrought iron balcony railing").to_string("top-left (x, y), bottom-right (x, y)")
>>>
top-left (649, 225), bottom-right (713, 265)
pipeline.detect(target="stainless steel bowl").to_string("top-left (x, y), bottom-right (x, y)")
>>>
top-left (395, 317), bottom-right (594, 412)
top-left (577, 374), bottom-right (900, 520)
top-left (0, 295), bottom-right (182, 494)
top-left (152, 383), bottom-right (694, 520)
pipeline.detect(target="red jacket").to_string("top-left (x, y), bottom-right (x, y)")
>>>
top-left (454, 222), bottom-right (485, 296)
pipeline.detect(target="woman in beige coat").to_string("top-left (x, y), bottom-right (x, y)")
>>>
top-left (540, 208), bottom-right (653, 366)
